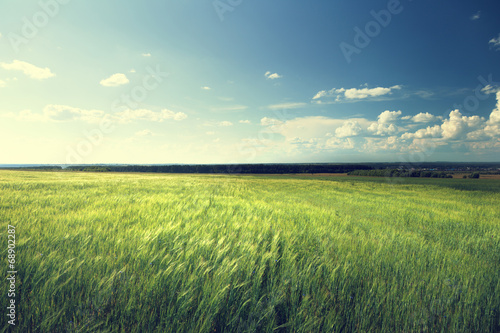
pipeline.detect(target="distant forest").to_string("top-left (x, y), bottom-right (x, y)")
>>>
top-left (64, 164), bottom-right (374, 174)
top-left (2, 162), bottom-right (498, 176)
top-left (348, 169), bottom-right (453, 178)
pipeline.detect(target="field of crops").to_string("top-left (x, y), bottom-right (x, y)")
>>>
top-left (1, 171), bottom-right (499, 332)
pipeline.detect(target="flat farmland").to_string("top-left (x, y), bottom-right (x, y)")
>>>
top-left (1, 171), bottom-right (499, 332)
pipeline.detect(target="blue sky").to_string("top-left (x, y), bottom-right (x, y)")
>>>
top-left (1, 0), bottom-right (499, 164)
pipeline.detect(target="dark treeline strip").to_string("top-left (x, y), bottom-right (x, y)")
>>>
top-left (348, 169), bottom-right (453, 178)
top-left (0, 166), bottom-right (63, 171)
top-left (66, 164), bottom-right (374, 174)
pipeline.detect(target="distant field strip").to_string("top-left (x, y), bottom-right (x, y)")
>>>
top-left (0, 171), bottom-right (499, 332)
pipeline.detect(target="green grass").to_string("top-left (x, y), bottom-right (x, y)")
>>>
top-left (1, 171), bottom-right (499, 332)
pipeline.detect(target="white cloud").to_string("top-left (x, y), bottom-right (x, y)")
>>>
top-left (366, 110), bottom-right (402, 136)
top-left (135, 129), bottom-right (154, 137)
top-left (142, 53), bottom-right (151, 57)
top-left (219, 121), bottom-right (233, 127)
top-left (260, 117), bottom-right (283, 127)
top-left (130, 69), bottom-right (136, 73)
top-left (412, 112), bottom-right (436, 123)
top-left (100, 73), bottom-right (129, 87)
top-left (206, 131), bottom-right (216, 135)
top-left (210, 105), bottom-right (248, 112)
top-left (335, 121), bottom-right (362, 138)
top-left (267, 102), bottom-right (306, 110)
top-left (239, 120), bottom-right (251, 124)
top-left (1, 109), bottom-right (46, 122)
top-left (312, 85), bottom-right (402, 102)
top-left (202, 86), bottom-right (211, 90)
top-left (482, 85), bottom-right (499, 95)
top-left (401, 125), bottom-right (441, 139)
top-left (115, 108), bottom-right (187, 123)
top-left (378, 110), bottom-right (402, 124)
top-left (441, 110), bottom-right (483, 140)
top-left (489, 34), bottom-right (500, 50)
top-left (265, 71), bottom-right (282, 80)
top-left (0, 80), bottom-right (5, 87)
top-left (487, 91), bottom-right (500, 124)
top-left (43, 105), bottom-right (105, 123)
top-left (471, 11), bottom-right (481, 20)
top-left (0, 60), bottom-right (55, 80)
top-left (368, 123), bottom-right (398, 136)
top-left (312, 90), bottom-right (327, 100)
top-left (345, 86), bottom-right (401, 99)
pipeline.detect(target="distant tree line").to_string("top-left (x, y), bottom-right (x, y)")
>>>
top-left (66, 164), bottom-right (374, 174)
top-left (463, 173), bottom-right (480, 179)
top-left (0, 166), bottom-right (63, 171)
top-left (348, 169), bottom-right (453, 178)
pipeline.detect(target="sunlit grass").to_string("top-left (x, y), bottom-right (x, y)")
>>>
top-left (1, 171), bottom-right (499, 332)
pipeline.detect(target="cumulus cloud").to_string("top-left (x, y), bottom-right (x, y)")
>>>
top-left (378, 110), bottom-right (402, 123)
top-left (115, 108), bottom-right (187, 123)
top-left (401, 125), bottom-right (441, 139)
top-left (488, 91), bottom-right (500, 124)
top-left (265, 71), bottom-right (282, 80)
top-left (312, 85), bottom-right (402, 102)
top-left (142, 53), bottom-right (151, 57)
top-left (100, 73), bottom-right (129, 87)
top-left (335, 120), bottom-right (362, 138)
top-left (489, 34), bottom-right (500, 50)
top-left (368, 123), bottom-right (398, 136)
top-left (219, 121), bottom-right (233, 127)
top-left (202, 86), bottom-right (211, 90)
top-left (0, 60), bottom-right (55, 80)
top-left (441, 110), bottom-right (483, 140)
top-left (411, 112), bottom-right (436, 123)
top-left (470, 11), bottom-right (481, 20)
top-left (239, 120), bottom-right (251, 124)
top-left (367, 110), bottom-right (402, 136)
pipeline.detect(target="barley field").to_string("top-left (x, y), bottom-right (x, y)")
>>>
top-left (1, 171), bottom-right (499, 332)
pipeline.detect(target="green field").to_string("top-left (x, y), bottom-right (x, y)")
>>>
top-left (1, 171), bottom-right (499, 332)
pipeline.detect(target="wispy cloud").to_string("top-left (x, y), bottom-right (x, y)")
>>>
top-left (313, 85), bottom-right (402, 103)
top-left (0, 60), bottom-right (55, 80)
top-left (115, 108), bottom-right (187, 123)
top-left (210, 105), bottom-right (248, 112)
top-left (267, 102), bottom-right (306, 110)
top-left (100, 73), bottom-right (129, 87)
top-left (201, 86), bottom-right (211, 90)
top-left (265, 71), bottom-right (282, 80)
top-left (135, 129), bottom-right (154, 137)
top-left (219, 121), bottom-right (233, 127)
top-left (142, 53), bottom-right (151, 57)
top-left (489, 34), bottom-right (500, 50)
top-left (470, 11), bottom-right (481, 20)
top-left (239, 120), bottom-right (251, 124)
